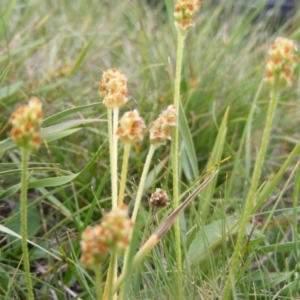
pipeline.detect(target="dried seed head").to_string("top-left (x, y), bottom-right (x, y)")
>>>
top-left (99, 68), bottom-right (128, 108)
top-left (150, 105), bottom-right (177, 148)
top-left (10, 97), bottom-right (43, 151)
top-left (264, 37), bottom-right (298, 88)
top-left (150, 188), bottom-right (170, 207)
top-left (117, 110), bottom-right (145, 143)
top-left (174, 0), bottom-right (201, 34)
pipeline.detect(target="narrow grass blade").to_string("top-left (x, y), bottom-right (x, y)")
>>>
top-left (179, 101), bottom-right (199, 181)
top-left (201, 107), bottom-right (229, 221)
top-left (0, 81), bottom-right (23, 101)
top-left (43, 103), bottom-right (101, 126)
top-left (0, 65), bottom-right (10, 87)
top-left (0, 119), bottom-right (103, 152)
top-left (0, 224), bottom-right (61, 261)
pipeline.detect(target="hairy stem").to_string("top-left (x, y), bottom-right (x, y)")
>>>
top-left (94, 266), bottom-right (103, 300)
top-left (119, 145), bottom-right (156, 296)
top-left (172, 30), bottom-right (185, 300)
top-left (111, 107), bottom-right (119, 209)
top-left (21, 148), bottom-right (34, 300)
top-left (103, 252), bottom-right (117, 300)
top-left (118, 142), bottom-right (131, 205)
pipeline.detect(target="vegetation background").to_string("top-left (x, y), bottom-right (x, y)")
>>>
top-left (0, 0), bottom-right (299, 299)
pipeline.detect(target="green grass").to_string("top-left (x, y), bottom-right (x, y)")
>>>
top-left (1, 0), bottom-right (300, 299)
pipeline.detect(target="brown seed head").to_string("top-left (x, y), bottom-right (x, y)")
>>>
top-left (150, 188), bottom-right (170, 207)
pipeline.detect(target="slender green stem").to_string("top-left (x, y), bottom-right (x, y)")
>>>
top-left (112, 108), bottom-right (119, 299)
top-left (107, 108), bottom-right (114, 202)
top-left (119, 145), bottom-right (156, 296)
top-left (94, 266), bottom-right (103, 300)
top-left (118, 143), bottom-right (131, 205)
top-left (107, 107), bottom-right (119, 300)
top-left (222, 88), bottom-right (280, 300)
top-left (111, 107), bottom-right (119, 209)
top-left (292, 161), bottom-right (300, 272)
top-left (103, 252), bottom-right (117, 300)
top-left (21, 148), bottom-right (34, 300)
top-left (113, 235), bottom-right (159, 294)
top-left (131, 145), bottom-right (156, 222)
top-left (172, 30), bottom-right (185, 300)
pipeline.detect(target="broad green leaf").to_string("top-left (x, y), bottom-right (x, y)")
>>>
top-left (6, 204), bottom-right (40, 248)
top-left (186, 215), bottom-right (240, 268)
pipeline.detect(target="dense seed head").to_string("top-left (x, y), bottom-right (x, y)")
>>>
top-left (99, 68), bottom-right (128, 108)
top-left (264, 37), bottom-right (298, 88)
top-left (174, 0), bottom-right (201, 34)
top-left (150, 188), bottom-right (170, 207)
top-left (10, 97), bottom-right (43, 151)
top-left (150, 105), bottom-right (177, 148)
top-left (117, 110), bottom-right (145, 143)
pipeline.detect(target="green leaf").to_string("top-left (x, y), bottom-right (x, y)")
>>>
top-left (0, 65), bottom-right (11, 87)
top-left (0, 0), bottom-right (18, 39)
top-left (0, 224), bottom-right (61, 261)
top-left (179, 101), bottom-right (199, 181)
top-left (0, 81), bottom-right (23, 101)
top-left (43, 103), bottom-right (101, 126)
top-left (70, 37), bottom-right (94, 75)
top-left (201, 107), bottom-right (229, 221)
top-left (0, 39), bottom-right (46, 64)
top-left (0, 183), bottom-right (21, 199)
top-left (0, 118), bottom-right (103, 153)
top-left (260, 242), bottom-right (300, 253)
top-left (0, 141), bottom-right (105, 200)
top-left (250, 271), bottom-right (295, 289)
top-left (41, 119), bottom-right (103, 136)
top-left (28, 175), bottom-right (77, 189)
top-left (6, 204), bottom-right (40, 246)
top-left (186, 215), bottom-right (240, 268)
top-left (255, 139), bottom-right (300, 212)
top-left (44, 128), bottom-right (82, 142)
